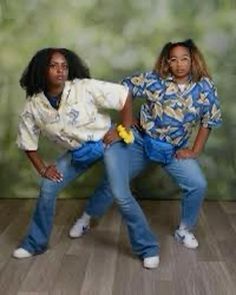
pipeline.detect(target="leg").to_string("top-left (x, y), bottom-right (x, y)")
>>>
top-left (15, 152), bottom-right (89, 256)
top-left (164, 158), bottom-right (207, 248)
top-left (104, 140), bottom-right (159, 260)
top-left (70, 129), bottom-right (150, 238)
top-left (85, 128), bottom-right (149, 217)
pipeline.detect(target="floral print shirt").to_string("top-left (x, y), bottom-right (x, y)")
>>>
top-left (122, 71), bottom-right (222, 147)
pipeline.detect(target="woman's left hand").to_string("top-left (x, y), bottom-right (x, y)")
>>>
top-left (175, 148), bottom-right (198, 159)
top-left (103, 127), bottom-right (120, 144)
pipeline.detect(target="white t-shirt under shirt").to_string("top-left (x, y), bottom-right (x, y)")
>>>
top-left (17, 78), bottom-right (129, 151)
top-left (177, 83), bottom-right (186, 93)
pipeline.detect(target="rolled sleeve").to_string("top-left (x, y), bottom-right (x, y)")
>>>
top-left (89, 79), bottom-right (129, 110)
top-left (121, 72), bottom-right (147, 97)
top-left (200, 80), bottom-right (222, 129)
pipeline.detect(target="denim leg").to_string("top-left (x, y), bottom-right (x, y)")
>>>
top-left (85, 177), bottom-right (113, 217)
top-left (164, 158), bottom-right (207, 230)
top-left (20, 152), bottom-right (89, 254)
top-left (103, 140), bottom-right (158, 258)
top-left (85, 128), bottom-right (149, 217)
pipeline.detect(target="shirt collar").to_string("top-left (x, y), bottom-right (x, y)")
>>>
top-left (165, 74), bottom-right (192, 84)
top-left (37, 80), bottom-right (72, 107)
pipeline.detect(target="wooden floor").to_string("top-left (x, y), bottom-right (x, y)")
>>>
top-left (0, 199), bottom-right (235, 295)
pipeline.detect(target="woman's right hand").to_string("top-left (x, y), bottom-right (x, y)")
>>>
top-left (103, 127), bottom-right (120, 144)
top-left (41, 164), bottom-right (63, 182)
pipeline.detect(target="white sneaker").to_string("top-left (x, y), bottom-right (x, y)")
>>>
top-left (69, 218), bottom-right (90, 238)
top-left (13, 248), bottom-right (32, 259)
top-left (174, 228), bottom-right (199, 249)
top-left (143, 256), bottom-right (160, 269)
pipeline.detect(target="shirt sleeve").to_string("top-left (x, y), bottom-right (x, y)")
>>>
top-left (16, 101), bottom-right (41, 150)
top-left (121, 72), bottom-right (147, 97)
top-left (88, 79), bottom-right (129, 110)
top-left (200, 79), bottom-right (222, 129)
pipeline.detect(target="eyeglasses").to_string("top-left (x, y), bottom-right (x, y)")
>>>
top-left (168, 56), bottom-right (191, 65)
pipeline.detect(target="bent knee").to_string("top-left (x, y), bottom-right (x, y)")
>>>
top-left (111, 188), bottom-right (134, 207)
top-left (40, 178), bottom-right (60, 195)
top-left (191, 177), bottom-right (207, 193)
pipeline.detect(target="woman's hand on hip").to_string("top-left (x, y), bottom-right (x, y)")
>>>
top-left (175, 148), bottom-right (198, 159)
top-left (103, 128), bottom-right (120, 144)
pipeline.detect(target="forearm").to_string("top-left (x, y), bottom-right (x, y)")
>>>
top-left (25, 150), bottom-right (63, 182)
top-left (119, 92), bottom-right (133, 129)
top-left (101, 92), bottom-right (134, 145)
top-left (192, 126), bottom-right (211, 155)
top-left (25, 150), bottom-right (47, 175)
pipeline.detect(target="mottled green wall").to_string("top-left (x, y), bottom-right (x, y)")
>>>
top-left (0, 0), bottom-right (235, 199)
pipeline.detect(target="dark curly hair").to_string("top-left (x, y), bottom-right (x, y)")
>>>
top-left (154, 39), bottom-right (211, 82)
top-left (20, 48), bottom-right (91, 97)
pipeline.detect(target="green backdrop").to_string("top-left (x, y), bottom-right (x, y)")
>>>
top-left (0, 0), bottom-right (235, 200)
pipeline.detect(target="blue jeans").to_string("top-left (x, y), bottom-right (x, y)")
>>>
top-left (20, 142), bottom-right (158, 258)
top-left (85, 128), bottom-right (207, 230)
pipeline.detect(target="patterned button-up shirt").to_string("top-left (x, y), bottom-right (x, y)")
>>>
top-left (122, 71), bottom-right (222, 147)
top-left (17, 79), bottom-right (128, 150)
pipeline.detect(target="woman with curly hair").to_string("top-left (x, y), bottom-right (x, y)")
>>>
top-left (71, 39), bottom-right (222, 254)
top-left (13, 48), bottom-right (158, 268)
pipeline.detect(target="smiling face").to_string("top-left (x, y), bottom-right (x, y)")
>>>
top-left (168, 45), bottom-right (191, 83)
top-left (46, 52), bottom-right (69, 91)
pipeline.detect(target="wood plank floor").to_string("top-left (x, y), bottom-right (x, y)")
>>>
top-left (0, 199), bottom-right (235, 295)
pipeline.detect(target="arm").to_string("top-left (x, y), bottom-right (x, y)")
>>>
top-left (103, 92), bottom-right (134, 144)
top-left (192, 126), bottom-right (211, 155)
top-left (25, 150), bottom-right (63, 182)
top-left (88, 79), bottom-right (135, 144)
top-left (17, 102), bottom-right (63, 182)
top-left (175, 126), bottom-right (211, 159)
top-left (118, 92), bottom-right (133, 129)
top-left (176, 79), bottom-right (222, 159)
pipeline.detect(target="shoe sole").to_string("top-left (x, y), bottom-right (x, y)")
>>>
top-left (143, 263), bottom-right (159, 269)
top-left (12, 249), bottom-right (48, 259)
top-left (69, 227), bottom-right (90, 239)
top-left (13, 254), bottom-right (33, 259)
